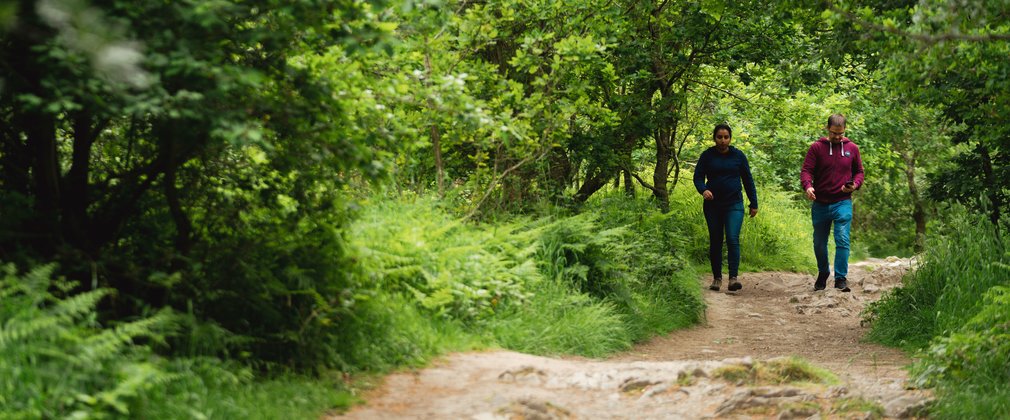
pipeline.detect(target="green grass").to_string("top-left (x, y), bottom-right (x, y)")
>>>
top-left (832, 397), bottom-right (886, 419)
top-left (132, 359), bottom-right (358, 419)
top-left (927, 384), bottom-right (1010, 419)
top-left (867, 211), bottom-right (1008, 349)
top-left (347, 195), bottom-right (707, 358)
top-left (488, 277), bottom-right (632, 356)
top-left (866, 210), bottom-right (1010, 418)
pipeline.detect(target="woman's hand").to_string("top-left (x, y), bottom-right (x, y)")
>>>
top-left (749, 208), bottom-right (758, 218)
top-left (702, 190), bottom-right (714, 200)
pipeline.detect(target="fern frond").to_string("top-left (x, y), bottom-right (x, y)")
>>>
top-left (76, 310), bottom-right (176, 364)
top-left (52, 288), bottom-right (114, 322)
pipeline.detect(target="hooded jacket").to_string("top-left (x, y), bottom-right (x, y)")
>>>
top-left (800, 137), bottom-right (864, 204)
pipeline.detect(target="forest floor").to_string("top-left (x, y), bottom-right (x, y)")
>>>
top-left (333, 258), bottom-right (933, 419)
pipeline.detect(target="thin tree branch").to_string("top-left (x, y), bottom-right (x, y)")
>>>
top-left (623, 165), bottom-right (658, 194)
top-left (685, 78), bottom-right (752, 104)
top-left (464, 148), bottom-right (549, 220)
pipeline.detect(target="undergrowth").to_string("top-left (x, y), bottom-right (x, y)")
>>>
top-left (2, 182), bottom-right (820, 418)
top-left (866, 210), bottom-right (1010, 418)
top-left (0, 264), bottom-right (351, 419)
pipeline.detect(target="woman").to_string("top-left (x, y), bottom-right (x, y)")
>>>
top-left (693, 124), bottom-right (759, 291)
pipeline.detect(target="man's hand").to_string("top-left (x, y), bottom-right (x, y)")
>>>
top-left (749, 208), bottom-right (758, 218)
top-left (805, 187), bottom-right (816, 201)
top-left (702, 190), bottom-right (714, 200)
top-left (841, 184), bottom-right (856, 193)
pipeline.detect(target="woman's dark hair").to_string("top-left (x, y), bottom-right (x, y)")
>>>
top-left (713, 123), bottom-right (732, 138)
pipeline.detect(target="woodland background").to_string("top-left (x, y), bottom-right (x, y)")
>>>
top-left (1, 0), bottom-right (1007, 417)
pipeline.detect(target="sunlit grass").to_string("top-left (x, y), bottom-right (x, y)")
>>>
top-left (866, 209), bottom-right (1010, 418)
top-left (711, 357), bottom-right (838, 386)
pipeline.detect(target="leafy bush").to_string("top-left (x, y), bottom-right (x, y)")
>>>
top-left (584, 192), bottom-right (704, 337)
top-left (343, 195), bottom-right (707, 359)
top-left (537, 212), bottom-right (633, 303)
top-left (349, 197), bottom-right (536, 323)
top-left (0, 263), bottom-right (357, 418)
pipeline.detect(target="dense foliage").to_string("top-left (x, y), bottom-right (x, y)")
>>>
top-left (2, 0), bottom-right (1009, 417)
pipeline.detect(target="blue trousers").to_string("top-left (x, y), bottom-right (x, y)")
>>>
top-left (811, 199), bottom-right (852, 279)
top-left (703, 201), bottom-right (744, 279)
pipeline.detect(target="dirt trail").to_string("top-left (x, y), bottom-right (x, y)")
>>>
top-left (334, 258), bottom-right (931, 419)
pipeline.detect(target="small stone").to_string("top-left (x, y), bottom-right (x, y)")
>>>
top-left (640, 383), bottom-right (671, 399)
top-left (754, 387), bottom-right (803, 398)
top-left (619, 378), bottom-right (659, 393)
top-left (884, 395), bottom-right (930, 418)
top-left (826, 385), bottom-right (848, 398)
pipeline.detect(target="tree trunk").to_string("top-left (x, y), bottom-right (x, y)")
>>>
top-left (63, 112), bottom-right (107, 255)
top-left (0, 124), bottom-right (30, 195)
top-left (424, 47), bottom-right (444, 197)
top-left (900, 150), bottom-right (926, 253)
top-left (547, 145), bottom-right (573, 199)
top-left (574, 165), bottom-right (611, 203)
top-left (623, 169), bottom-right (634, 197)
top-left (978, 143), bottom-right (1002, 227)
top-left (22, 110), bottom-right (60, 252)
top-left (652, 127), bottom-right (672, 213)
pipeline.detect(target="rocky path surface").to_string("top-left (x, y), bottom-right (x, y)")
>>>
top-left (334, 258), bottom-right (932, 419)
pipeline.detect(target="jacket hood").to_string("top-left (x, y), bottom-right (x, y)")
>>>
top-left (817, 137), bottom-right (852, 156)
top-left (817, 137), bottom-right (851, 144)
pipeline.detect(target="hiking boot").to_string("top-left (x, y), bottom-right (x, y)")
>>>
top-left (728, 277), bottom-right (742, 291)
top-left (814, 272), bottom-right (829, 291)
top-left (709, 277), bottom-right (722, 291)
top-left (834, 277), bottom-right (851, 292)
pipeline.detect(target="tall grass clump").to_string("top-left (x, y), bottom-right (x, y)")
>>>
top-left (130, 358), bottom-right (356, 419)
top-left (866, 210), bottom-right (1010, 418)
top-left (583, 192), bottom-right (705, 339)
top-left (866, 211), bottom-right (1008, 348)
top-left (667, 181), bottom-right (814, 273)
top-left (347, 196), bottom-right (636, 359)
top-left (345, 194), bottom-right (708, 359)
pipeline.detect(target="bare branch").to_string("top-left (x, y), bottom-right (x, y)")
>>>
top-left (464, 148), bottom-right (549, 220)
top-left (684, 78), bottom-right (767, 109)
top-left (622, 165), bottom-right (658, 194)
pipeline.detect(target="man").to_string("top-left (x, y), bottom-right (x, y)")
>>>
top-left (800, 114), bottom-right (864, 292)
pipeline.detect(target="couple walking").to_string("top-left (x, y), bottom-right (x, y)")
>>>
top-left (694, 114), bottom-right (864, 293)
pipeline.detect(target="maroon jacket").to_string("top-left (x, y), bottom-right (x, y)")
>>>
top-left (800, 137), bottom-right (865, 204)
